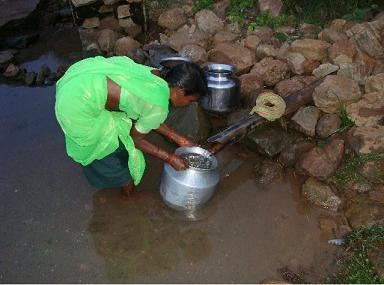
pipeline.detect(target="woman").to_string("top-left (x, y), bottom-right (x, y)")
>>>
top-left (55, 56), bottom-right (207, 196)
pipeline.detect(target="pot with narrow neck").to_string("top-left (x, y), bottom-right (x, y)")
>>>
top-left (200, 63), bottom-right (240, 113)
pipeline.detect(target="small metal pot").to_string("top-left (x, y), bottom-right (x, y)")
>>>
top-left (160, 147), bottom-right (220, 211)
top-left (200, 63), bottom-right (240, 113)
top-left (159, 56), bottom-right (191, 70)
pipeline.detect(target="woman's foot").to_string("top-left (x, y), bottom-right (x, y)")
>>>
top-left (120, 181), bottom-right (134, 198)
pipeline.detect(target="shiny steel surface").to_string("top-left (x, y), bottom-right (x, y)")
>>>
top-left (159, 56), bottom-right (191, 69)
top-left (160, 147), bottom-right (220, 211)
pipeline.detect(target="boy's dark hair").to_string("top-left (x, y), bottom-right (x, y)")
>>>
top-left (163, 62), bottom-right (207, 97)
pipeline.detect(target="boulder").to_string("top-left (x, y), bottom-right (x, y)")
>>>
top-left (36, 64), bottom-right (51, 86)
top-left (299, 23), bottom-right (320, 35)
top-left (98, 5), bottom-right (114, 14)
top-left (290, 39), bottom-right (331, 61)
top-left (347, 126), bottom-right (384, 155)
top-left (329, 19), bottom-right (354, 33)
top-left (114, 36), bottom-right (141, 56)
top-left (316, 114), bottom-right (341, 139)
top-left (257, 0), bottom-right (283, 17)
top-left (328, 39), bottom-right (357, 64)
top-left (212, 0), bottom-right (231, 19)
top-left (3, 63), bottom-right (20, 78)
top-left (346, 92), bottom-right (384, 127)
top-left (239, 73), bottom-right (263, 97)
top-left (119, 18), bottom-right (142, 38)
top-left (296, 138), bottom-right (344, 180)
top-left (278, 140), bottom-right (315, 167)
top-left (312, 63), bottom-right (339, 78)
top-left (158, 8), bottom-right (187, 31)
top-left (127, 48), bottom-right (150, 65)
top-left (303, 59), bottom-right (321, 75)
top-left (208, 42), bottom-right (255, 75)
top-left (117, 4), bottom-right (131, 19)
top-left (195, 9), bottom-right (223, 35)
top-left (0, 50), bottom-right (14, 65)
top-left (103, 0), bottom-right (119, 4)
top-left (370, 184), bottom-right (384, 204)
top-left (359, 159), bottom-right (384, 184)
top-left (313, 75), bottom-right (362, 113)
top-left (213, 31), bottom-right (239, 45)
top-left (256, 44), bottom-right (278, 59)
top-left (318, 28), bottom-right (348, 44)
top-left (97, 29), bottom-right (117, 54)
top-left (168, 25), bottom-right (209, 51)
top-left (286, 52), bottom-right (306, 75)
top-left (290, 106), bottom-right (321, 137)
top-left (24, 72), bottom-right (36, 86)
top-left (302, 177), bottom-right (341, 212)
top-left (0, 0), bottom-right (40, 27)
top-left (71, 0), bottom-right (97, 7)
top-left (145, 44), bottom-right (177, 67)
top-left (100, 16), bottom-right (121, 31)
top-left (164, 102), bottom-right (211, 142)
top-left (179, 44), bottom-right (207, 64)
top-left (82, 17), bottom-right (100, 29)
top-left (274, 77), bottom-right (304, 97)
top-left (365, 73), bottom-right (384, 96)
top-left (251, 57), bottom-right (290, 86)
top-left (247, 26), bottom-right (274, 42)
top-left (254, 160), bottom-right (283, 184)
top-left (244, 35), bottom-right (262, 51)
top-left (344, 196), bottom-right (384, 229)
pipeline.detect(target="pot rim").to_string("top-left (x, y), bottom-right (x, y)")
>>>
top-left (175, 146), bottom-right (218, 171)
top-left (205, 63), bottom-right (236, 74)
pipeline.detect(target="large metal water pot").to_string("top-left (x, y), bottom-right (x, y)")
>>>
top-left (160, 147), bottom-right (219, 211)
top-left (200, 63), bottom-right (240, 113)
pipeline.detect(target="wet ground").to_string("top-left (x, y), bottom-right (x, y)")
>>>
top-left (0, 27), bottom-right (339, 283)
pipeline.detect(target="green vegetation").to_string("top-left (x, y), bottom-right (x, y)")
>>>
top-left (248, 11), bottom-right (291, 30)
top-left (326, 225), bottom-right (384, 283)
top-left (333, 153), bottom-right (384, 186)
top-left (191, 0), bottom-right (216, 14)
top-left (228, 0), bottom-right (255, 22)
top-left (339, 104), bottom-right (355, 133)
top-left (274, 32), bottom-right (290, 42)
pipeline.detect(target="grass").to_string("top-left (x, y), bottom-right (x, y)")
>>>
top-left (248, 11), bottom-right (291, 30)
top-left (325, 225), bottom-right (384, 283)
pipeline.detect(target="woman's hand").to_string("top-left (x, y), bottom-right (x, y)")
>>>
top-left (167, 153), bottom-right (188, 171)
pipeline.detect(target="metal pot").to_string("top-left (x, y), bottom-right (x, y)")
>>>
top-left (200, 63), bottom-right (240, 113)
top-left (160, 147), bottom-right (220, 211)
top-left (159, 56), bottom-right (191, 70)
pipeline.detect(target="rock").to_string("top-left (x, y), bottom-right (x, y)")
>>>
top-left (278, 140), bottom-right (315, 167)
top-left (346, 92), bottom-right (384, 127)
top-left (117, 4), bottom-right (131, 19)
top-left (328, 40), bottom-right (357, 64)
top-left (208, 42), bottom-right (255, 75)
top-left (290, 106), bottom-right (321, 137)
top-left (97, 29), bottom-right (117, 54)
top-left (98, 5), bottom-right (114, 14)
top-left (82, 17), bottom-right (100, 29)
top-left (119, 18), bottom-right (142, 38)
top-left (24, 72), bottom-right (36, 86)
top-left (329, 19), bottom-right (354, 33)
top-left (258, 0), bottom-right (283, 16)
top-left (370, 184), bottom-right (384, 204)
top-left (313, 75), bottom-right (362, 113)
top-left (347, 126), bottom-right (384, 155)
top-left (286, 52), bottom-right (306, 75)
top-left (126, 48), bottom-right (149, 65)
top-left (312, 63), bottom-right (339, 78)
top-left (246, 125), bottom-right (294, 157)
top-left (0, 50), bottom-right (14, 65)
top-left (251, 57), bottom-right (290, 86)
top-left (275, 26), bottom-right (295, 35)
top-left (115, 36), bottom-right (141, 56)
top-left (164, 102), bottom-right (211, 142)
top-left (247, 26), bottom-right (274, 42)
top-left (274, 78), bottom-right (304, 97)
top-left (213, 31), bottom-right (239, 45)
top-left (3, 33), bottom-right (39, 49)
top-left (344, 196), bottom-right (384, 229)
top-left (254, 160), bottom-right (283, 184)
top-left (256, 44), bottom-right (278, 59)
top-left (158, 8), bottom-right (187, 31)
top-left (290, 39), bottom-right (331, 61)
top-left (299, 23), bottom-right (320, 35)
top-left (168, 25), bottom-right (209, 51)
top-left (296, 138), bottom-right (344, 180)
top-left (225, 22), bottom-right (241, 34)
top-left (316, 114), bottom-right (341, 139)
top-left (100, 16), bottom-right (121, 31)
top-left (365, 73), bottom-right (384, 96)
top-left (369, 245), bottom-right (384, 278)
top-left (212, 0), bottom-right (231, 19)
top-left (0, 0), bottom-right (40, 27)
top-left (103, 0), bottom-right (119, 4)
top-left (239, 73), bottom-right (263, 97)
top-left (3, 63), bottom-right (19, 78)
top-left (36, 64), bottom-right (51, 86)
top-left (144, 44), bottom-right (177, 68)
top-left (179, 44), bottom-right (207, 64)
top-left (244, 35), bottom-right (262, 51)
top-left (195, 9), bottom-right (223, 35)
top-left (260, 279), bottom-right (287, 284)
top-left (302, 177), bottom-right (341, 212)
top-left (359, 160), bottom-right (384, 184)
top-left (71, 0), bottom-right (97, 7)
top-left (318, 28), bottom-right (348, 44)
top-left (303, 59), bottom-right (321, 75)
top-left (346, 22), bottom-right (384, 59)
top-left (227, 108), bottom-right (252, 125)
top-left (351, 180), bottom-right (373, 194)
top-left (318, 217), bottom-right (351, 237)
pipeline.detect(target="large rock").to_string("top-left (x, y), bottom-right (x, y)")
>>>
top-left (213, 31), bottom-right (239, 44)
top-left (359, 159), bottom-right (384, 184)
top-left (239, 73), bottom-right (263, 97)
top-left (195, 9), bottom-right (223, 35)
top-left (158, 8), bottom-right (187, 31)
top-left (290, 106), bottom-right (321, 137)
top-left (168, 25), bottom-right (209, 51)
top-left (71, 0), bottom-right (97, 7)
top-left (246, 125), bottom-right (294, 157)
top-left (365, 73), bottom-right (384, 96)
top-left (274, 77), bottom-right (305, 97)
top-left (247, 26), bottom-right (274, 42)
top-left (290, 39), bottom-right (331, 61)
top-left (286, 52), bottom-right (306, 75)
top-left (0, 50), bottom-right (14, 65)
top-left (344, 196), bottom-right (384, 229)
top-left (258, 0), bottom-right (283, 17)
top-left (296, 138), bottom-right (344, 180)
top-left (209, 42), bottom-right (255, 74)
top-left (316, 114), bottom-right (341, 139)
top-left (179, 44), bottom-right (207, 64)
top-left (329, 18), bottom-right (354, 33)
top-left (244, 35), bottom-right (262, 51)
top-left (117, 4), bottom-right (131, 19)
top-left (312, 63), bottom-right (339, 78)
top-left (251, 57), bottom-right (290, 86)
top-left (256, 44), bottom-right (278, 59)
top-left (164, 102), bottom-right (211, 142)
top-left (78, 28), bottom-right (100, 50)
top-left (318, 28), bottom-right (348, 44)
top-left (278, 140), bottom-right (315, 167)
top-left (119, 18), bottom-right (142, 38)
top-left (346, 92), bottom-right (384, 127)
top-left (328, 39), bottom-right (357, 64)
top-left (3, 63), bottom-right (20, 78)
top-left (370, 184), bottom-right (384, 204)
top-left (302, 177), bottom-right (341, 212)
top-left (100, 16), bottom-right (121, 31)
top-left (347, 126), bottom-right (384, 155)
top-left (313, 75), bottom-right (362, 113)
top-left (82, 17), bottom-right (100, 29)
top-left (346, 22), bottom-right (384, 59)
top-left (212, 0), bottom-right (231, 19)
top-left (115, 37), bottom-right (141, 56)
top-left (254, 160), bottom-right (283, 184)
top-left (0, 0), bottom-right (40, 27)
top-left (97, 29), bottom-right (117, 54)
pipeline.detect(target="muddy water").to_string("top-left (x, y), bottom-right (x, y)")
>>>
top-left (0, 27), bottom-right (340, 283)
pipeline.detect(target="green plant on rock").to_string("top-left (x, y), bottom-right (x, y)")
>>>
top-left (228, 0), bottom-right (255, 22)
top-left (248, 11), bottom-right (291, 31)
top-left (192, 0), bottom-right (216, 14)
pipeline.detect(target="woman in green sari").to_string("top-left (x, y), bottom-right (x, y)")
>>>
top-left (55, 56), bottom-right (207, 196)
